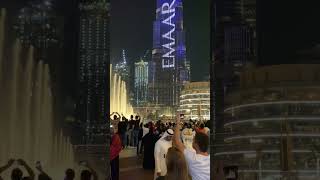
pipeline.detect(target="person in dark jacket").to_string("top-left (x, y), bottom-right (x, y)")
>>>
top-left (142, 126), bottom-right (158, 170)
top-left (137, 123), bottom-right (143, 155)
top-left (118, 117), bottom-right (127, 149)
top-left (132, 116), bottom-right (140, 147)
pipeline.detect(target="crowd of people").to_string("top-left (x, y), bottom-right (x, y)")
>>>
top-left (1, 115), bottom-right (210, 180)
top-left (0, 159), bottom-right (98, 180)
top-left (111, 114), bottom-right (141, 150)
top-left (110, 113), bottom-right (211, 180)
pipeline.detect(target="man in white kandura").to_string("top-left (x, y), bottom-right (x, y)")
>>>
top-left (182, 123), bottom-right (195, 149)
top-left (154, 128), bottom-right (174, 180)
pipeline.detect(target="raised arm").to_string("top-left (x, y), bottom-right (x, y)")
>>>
top-left (173, 114), bottom-right (185, 153)
top-left (0, 159), bottom-right (14, 174)
top-left (36, 165), bottom-right (52, 180)
top-left (18, 159), bottom-right (35, 180)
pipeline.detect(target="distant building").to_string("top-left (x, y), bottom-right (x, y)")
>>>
top-left (149, 0), bottom-right (190, 108)
top-left (114, 49), bottom-right (130, 86)
top-left (147, 61), bottom-right (156, 103)
top-left (13, 0), bottom-right (64, 84)
top-left (212, 0), bottom-right (257, 154)
top-left (178, 82), bottom-right (210, 120)
top-left (14, 0), bottom-right (62, 56)
top-left (134, 59), bottom-right (148, 106)
top-left (224, 24), bottom-right (254, 74)
top-left (77, 0), bottom-right (110, 144)
top-left (217, 64), bottom-right (320, 179)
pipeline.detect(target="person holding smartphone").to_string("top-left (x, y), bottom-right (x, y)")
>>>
top-left (173, 114), bottom-right (210, 180)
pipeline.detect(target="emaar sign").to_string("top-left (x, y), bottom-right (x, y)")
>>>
top-left (161, 0), bottom-right (176, 68)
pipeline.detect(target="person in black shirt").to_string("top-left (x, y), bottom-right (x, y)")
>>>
top-left (137, 123), bottom-right (143, 155)
top-left (0, 159), bottom-right (35, 180)
top-left (118, 117), bottom-right (127, 149)
top-left (132, 116), bottom-right (140, 147)
top-left (142, 126), bottom-right (157, 170)
top-left (64, 169), bottom-right (75, 180)
top-left (128, 115), bottom-right (135, 146)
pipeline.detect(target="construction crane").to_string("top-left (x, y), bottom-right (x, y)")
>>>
top-left (142, 49), bottom-right (150, 60)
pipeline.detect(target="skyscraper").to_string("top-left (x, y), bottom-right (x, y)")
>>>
top-left (78, 0), bottom-right (109, 144)
top-left (150, 0), bottom-right (189, 109)
top-left (134, 59), bottom-right (148, 106)
top-left (214, 0), bottom-right (256, 90)
top-left (212, 0), bottom-right (256, 155)
top-left (114, 49), bottom-right (130, 89)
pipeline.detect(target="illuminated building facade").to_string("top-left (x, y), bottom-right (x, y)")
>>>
top-left (216, 65), bottom-right (320, 179)
top-left (78, 0), bottom-right (110, 144)
top-left (14, 0), bottom-right (61, 54)
top-left (13, 0), bottom-right (63, 85)
top-left (178, 82), bottom-right (210, 120)
top-left (149, 0), bottom-right (190, 108)
top-left (212, 0), bottom-right (257, 164)
top-left (114, 49), bottom-right (130, 86)
top-left (134, 59), bottom-right (148, 106)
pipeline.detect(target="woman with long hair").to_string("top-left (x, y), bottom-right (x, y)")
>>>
top-left (164, 147), bottom-right (190, 180)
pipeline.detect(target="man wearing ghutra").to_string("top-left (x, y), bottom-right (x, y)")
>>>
top-left (154, 128), bottom-right (174, 180)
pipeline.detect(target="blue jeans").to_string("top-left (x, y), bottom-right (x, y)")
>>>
top-left (127, 130), bottom-right (132, 146)
top-left (120, 133), bottom-right (126, 147)
top-left (133, 130), bottom-right (139, 147)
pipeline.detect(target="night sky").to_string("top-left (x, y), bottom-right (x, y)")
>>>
top-left (3, 0), bottom-right (320, 83)
top-left (257, 1), bottom-right (320, 65)
top-left (110, 0), bottom-right (211, 82)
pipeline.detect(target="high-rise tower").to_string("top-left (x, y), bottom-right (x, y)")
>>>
top-left (150, 0), bottom-right (189, 109)
top-left (78, 0), bottom-right (110, 144)
top-left (114, 49), bottom-right (130, 87)
top-left (134, 59), bottom-right (149, 106)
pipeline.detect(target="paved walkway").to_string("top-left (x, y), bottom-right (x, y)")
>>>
top-left (119, 147), bottom-right (154, 180)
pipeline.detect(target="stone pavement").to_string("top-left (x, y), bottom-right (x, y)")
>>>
top-left (119, 147), bottom-right (154, 180)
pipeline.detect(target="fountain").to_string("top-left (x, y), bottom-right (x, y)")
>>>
top-left (110, 64), bottom-right (134, 118)
top-left (0, 9), bottom-right (74, 179)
